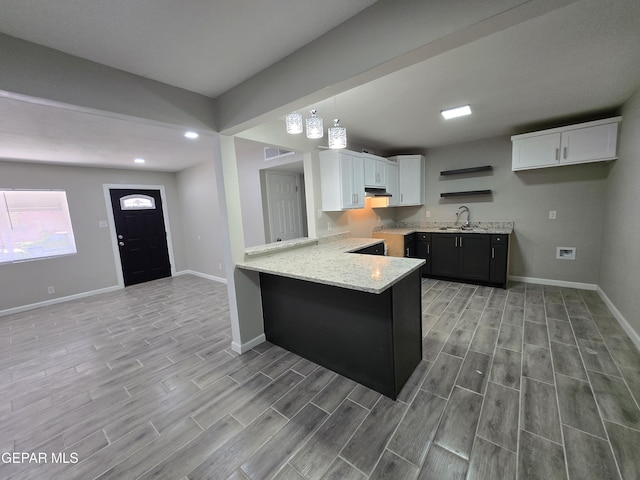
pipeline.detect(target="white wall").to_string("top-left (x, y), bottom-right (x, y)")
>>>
top-left (599, 88), bottom-right (640, 336)
top-left (176, 152), bottom-right (226, 280)
top-left (0, 160), bottom-right (187, 312)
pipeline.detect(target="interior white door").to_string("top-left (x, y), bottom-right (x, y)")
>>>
top-left (266, 171), bottom-right (303, 242)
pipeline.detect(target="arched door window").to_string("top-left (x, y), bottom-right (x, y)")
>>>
top-left (119, 194), bottom-right (156, 210)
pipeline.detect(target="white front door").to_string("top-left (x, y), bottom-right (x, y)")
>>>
top-left (266, 171), bottom-right (303, 242)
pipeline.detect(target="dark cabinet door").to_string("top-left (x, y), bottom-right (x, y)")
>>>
top-left (490, 244), bottom-right (508, 286)
top-left (404, 233), bottom-right (417, 258)
top-left (458, 234), bottom-right (491, 282)
top-left (416, 240), bottom-right (431, 275)
top-left (431, 234), bottom-right (459, 277)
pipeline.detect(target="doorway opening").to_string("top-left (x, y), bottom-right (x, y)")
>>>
top-left (262, 166), bottom-right (307, 243)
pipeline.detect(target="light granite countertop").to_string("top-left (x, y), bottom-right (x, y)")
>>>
top-left (374, 221), bottom-right (514, 235)
top-left (237, 236), bottom-right (425, 294)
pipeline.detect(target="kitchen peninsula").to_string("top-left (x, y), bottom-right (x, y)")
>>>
top-left (237, 234), bottom-right (425, 399)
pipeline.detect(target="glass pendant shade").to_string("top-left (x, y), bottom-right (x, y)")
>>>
top-left (285, 112), bottom-right (303, 134)
top-left (328, 119), bottom-right (347, 149)
top-left (306, 110), bottom-right (324, 139)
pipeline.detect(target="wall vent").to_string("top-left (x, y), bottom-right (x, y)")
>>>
top-left (264, 146), bottom-right (295, 161)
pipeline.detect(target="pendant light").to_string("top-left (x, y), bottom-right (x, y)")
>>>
top-left (305, 109), bottom-right (324, 139)
top-left (328, 118), bottom-right (347, 149)
top-left (285, 112), bottom-right (303, 134)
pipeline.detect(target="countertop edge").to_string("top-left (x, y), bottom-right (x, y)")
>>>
top-left (237, 237), bottom-right (423, 294)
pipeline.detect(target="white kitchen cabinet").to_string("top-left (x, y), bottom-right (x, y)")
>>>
top-left (386, 161), bottom-right (399, 206)
top-left (388, 155), bottom-right (425, 206)
top-left (512, 117), bottom-right (621, 171)
top-left (363, 153), bottom-right (387, 187)
top-left (319, 149), bottom-right (365, 211)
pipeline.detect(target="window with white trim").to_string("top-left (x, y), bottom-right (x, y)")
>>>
top-left (0, 190), bottom-right (77, 264)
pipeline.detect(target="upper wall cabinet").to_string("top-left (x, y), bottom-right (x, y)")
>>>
top-left (363, 153), bottom-right (387, 188)
top-left (386, 161), bottom-right (399, 207)
top-left (319, 149), bottom-right (365, 211)
top-left (388, 155), bottom-right (425, 206)
top-left (511, 117), bottom-right (621, 171)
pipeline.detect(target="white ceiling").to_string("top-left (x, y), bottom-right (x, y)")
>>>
top-left (0, 0), bottom-right (639, 171)
top-left (287, 0), bottom-right (640, 153)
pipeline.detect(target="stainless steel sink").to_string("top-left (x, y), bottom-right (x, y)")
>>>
top-left (438, 226), bottom-right (487, 233)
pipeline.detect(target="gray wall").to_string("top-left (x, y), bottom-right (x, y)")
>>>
top-left (599, 88), bottom-right (640, 335)
top-left (0, 160), bottom-right (187, 311)
top-left (0, 33), bottom-right (217, 131)
top-left (236, 146), bottom-right (305, 247)
top-left (176, 149), bottom-right (227, 280)
top-left (397, 135), bottom-right (610, 284)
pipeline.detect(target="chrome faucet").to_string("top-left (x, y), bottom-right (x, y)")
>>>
top-left (456, 205), bottom-right (470, 227)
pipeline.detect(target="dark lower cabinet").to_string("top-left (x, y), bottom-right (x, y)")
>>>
top-left (489, 235), bottom-right (509, 286)
top-left (431, 234), bottom-right (459, 278)
top-left (353, 241), bottom-right (384, 256)
top-left (416, 232), bottom-right (431, 275)
top-left (428, 232), bottom-right (509, 288)
top-left (404, 233), bottom-right (416, 258)
top-left (458, 235), bottom-right (491, 282)
top-left (259, 271), bottom-right (422, 399)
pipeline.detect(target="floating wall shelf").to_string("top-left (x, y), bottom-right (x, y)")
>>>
top-left (440, 165), bottom-right (493, 176)
top-left (440, 190), bottom-right (492, 198)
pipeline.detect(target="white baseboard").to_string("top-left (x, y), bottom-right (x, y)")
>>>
top-left (596, 287), bottom-right (640, 351)
top-left (175, 269), bottom-right (227, 284)
top-left (509, 275), bottom-right (598, 291)
top-left (0, 285), bottom-right (122, 317)
top-left (231, 334), bottom-right (266, 354)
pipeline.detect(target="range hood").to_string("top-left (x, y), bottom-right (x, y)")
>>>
top-left (364, 187), bottom-right (392, 197)
top-left (365, 187), bottom-right (392, 208)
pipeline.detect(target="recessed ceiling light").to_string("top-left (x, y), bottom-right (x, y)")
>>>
top-left (441, 105), bottom-right (472, 120)
top-left (134, 158), bottom-right (145, 164)
top-left (184, 131), bottom-right (199, 139)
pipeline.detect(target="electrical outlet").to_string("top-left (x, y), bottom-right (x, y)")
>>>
top-left (317, 209), bottom-right (323, 219)
top-left (549, 210), bottom-right (557, 219)
top-left (327, 221), bottom-right (332, 231)
top-left (426, 210), bottom-right (431, 218)
top-left (218, 262), bottom-right (222, 270)
top-left (48, 286), bottom-right (55, 294)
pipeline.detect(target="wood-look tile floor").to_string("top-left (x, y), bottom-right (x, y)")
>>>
top-left (1, 275), bottom-right (640, 479)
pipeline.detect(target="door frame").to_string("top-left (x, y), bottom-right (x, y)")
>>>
top-left (264, 170), bottom-right (306, 243)
top-left (103, 184), bottom-right (177, 288)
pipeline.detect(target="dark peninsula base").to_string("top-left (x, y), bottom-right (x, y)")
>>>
top-left (259, 270), bottom-right (422, 400)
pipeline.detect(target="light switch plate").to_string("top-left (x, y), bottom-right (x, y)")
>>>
top-left (549, 210), bottom-right (557, 219)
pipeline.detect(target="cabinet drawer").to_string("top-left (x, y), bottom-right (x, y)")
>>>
top-left (417, 232), bottom-right (431, 242)
top-left (491, 234), bottom-right (508, 245)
